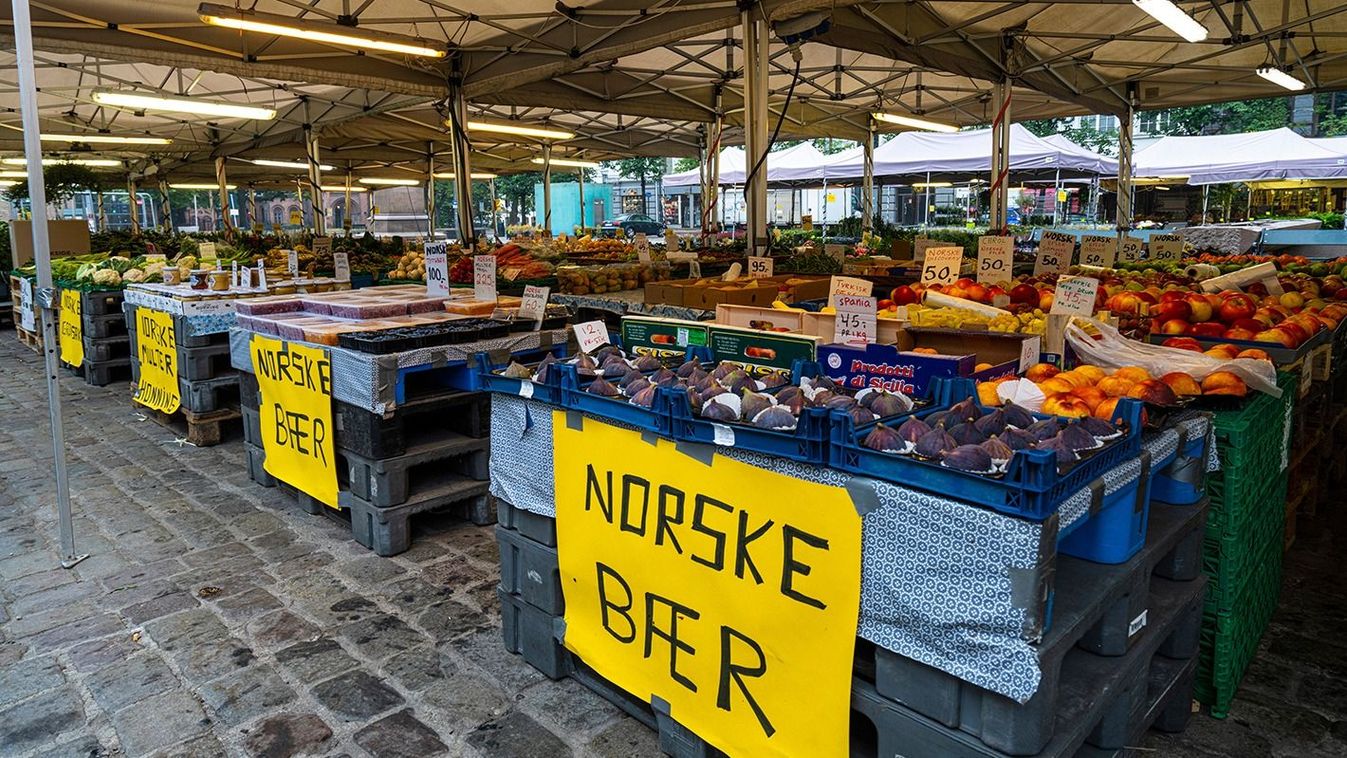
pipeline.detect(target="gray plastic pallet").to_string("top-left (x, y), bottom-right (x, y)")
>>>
top-left (857, 502), bottom-right (1207, 755)
top-left (177, 341), bottom-right (236, 382)
top-left (241, 404), bottom-right (264, 448)
top-left (80, 289), bottom-right (124, 316)
top-left (82, 335), bottom-right (131, 363)
top-left (850, 573), bottom-right (1207, 758)
top-left (244, 443), bottom-right (274, 488)
top-left (342, 433), bottom-right (489, 507)
top-left (496, 499), bottom-right (558, 547)
top-left (76, 358), bottom-right (133, 387)
top-left (240, 370), bottom-right (260, 409)
top-left (496, 525), bottom-right (563, 614)
top-left (335, 388), bottom-right (489, 459)
top-left (335, 480), bottom-right (492, 556)
top-left (179, 374), bottom-right (240, 414)
top-left (83, 310), bottom-right (129, 339)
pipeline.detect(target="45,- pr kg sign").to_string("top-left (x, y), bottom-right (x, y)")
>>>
top-left (251, 335), bottom-right (338, 508)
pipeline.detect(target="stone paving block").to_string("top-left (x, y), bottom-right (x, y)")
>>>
top-left (465, 710), bottom-right (571, 758)
top-left (149, 732), bottom-right (230, 758)
top-left (335, 555), bottom-right (407, 586)
top-left (0, 686), bottom-right (85, 755)
top-left (44, 732), bottom-right (112, 758)
top-left (5, 601), bottom-right (100, 638)
top-left (67, 633), bottom-right (146, 672)
top-left (111, 688), bottom-right (211, 755)
top-left (121, 590), bottom-right (200, 624)
top-left (212, 587), bottom-right (283, 621)
top-left (6, 567), bottom-right (77, 598)
top-left (85, 653), bottom-right (178, 714)
top-left (144, 607), bottom-right (231, 649)
top-left (275, 638), bottom-right (363, 685)
top-left (0, 654), bottom-right (65, 708)
top-left (353, 708), bottom-right (449, 757)
top-left (230, 511), bottom-right (285, 539)
top-left (336, 613), bottom-right (430, 662)
top-left (198, 663), bottom-right (297, 726)
top-left (99, 558), bottom-right (186, 593)
top-left (418, 599), bottom-right (494, 643)
top-left (243, 713), bottom-right (334, 758)
top-left (249, 529), bottom-right (321, 564)
top-left (448, 627), bottom-right (549, 693)
top-left (519, 675), bottom-right (626, 737)
top-left (26, 612), bottom-right (126, 652)
top-left (382, 645), bottom-right (449, 692)
top-left (585, 716), bottom-right (662, 758)
top-left (420, 670), bottom-right (510, 733)
top-left (172, 639), bottom-right (257, 682)
top-left (247, 610), bottom-right (321, 650)
top-left (311, 671), bottom-right (406, 722)
top-left (8, 579), bottom-right (99, 618)
top-left (99, 577), bottom-right (183, 612)
top-left (381, 577), bottom-right (456, 613)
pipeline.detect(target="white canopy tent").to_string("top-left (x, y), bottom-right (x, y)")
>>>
top-left (661, 143), bottom-right (831, 187)
top-left (1133, 128), bottom-right (1347, 185)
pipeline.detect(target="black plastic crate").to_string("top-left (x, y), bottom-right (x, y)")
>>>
top-left (335, 389), bottom-right (489, 459)
top-left (334, 480), bottom-right (492, 556)
top-left (82, 335), bottom-right (131, 363)
top-left (80, 289), bottom-right (125, 316)
top-left (179, 374), bottom-right (241, 414)
top-left (496, 525), bottom-right (563, 615)
top-left (342, 433), bottom-right (490, 507)
top-left (83, 311), bottom-right (129, 340)
top-left (177, 341), bottom-right (236, 382)
top-left (496, 499), bottom-right (558, 547)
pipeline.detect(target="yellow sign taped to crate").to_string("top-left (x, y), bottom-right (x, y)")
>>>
top-left (58, 289), bottom-right (83, 368)
top-left (250, 335), bottom-right (338, 509)
top-left (553, 413), bottom-right (862, 758)
top-left (132, 307), bottom-right (180, 414)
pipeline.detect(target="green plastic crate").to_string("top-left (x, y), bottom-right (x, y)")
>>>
top-left (1202, 514), bottom-right (1284, 616)
top-left (1194, 543), bottom-right (1284, 718)
top-left (1205, 371), bottom-right (1297, 536)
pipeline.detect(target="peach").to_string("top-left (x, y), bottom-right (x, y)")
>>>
top-left (1070, 386), bottom-right (1108, 412)
top-left (1042, 395), bottom-right (1091, 418)
top-left (1072, 365), bottom-right (1107, 383)
top-left (1024, 363), bottom-right (1061, 383)
top-left (1093, 397), bottom-right (1121, 422)
top-left (974, 362), bottom-right (994, 372)
top-left (977, 381), bottom-right (1004, 407)
top-left (1127, 379), bottom-right (1179, 406)
top-left (1160, 372), bottom-right (1202, 397)
top-left (1052, 371), bottom-right (1091, 389)
top-left (1113, 366), bottom-right (1152, 383)
top-left (1038, 377), bottom-right (1076, 396)
top-left (1096, 375), bottom-right (1136, 398)
top-left (1235, 348), bottom-right (1271, 362)
top-left (1201, 371), bottom-right (1248, 397)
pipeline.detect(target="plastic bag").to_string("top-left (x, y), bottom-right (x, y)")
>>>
top-left (1064, 318), bottom-right (1281, 397)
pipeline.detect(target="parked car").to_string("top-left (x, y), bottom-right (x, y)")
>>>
top-left (599, 213), bottom-right (665, 238)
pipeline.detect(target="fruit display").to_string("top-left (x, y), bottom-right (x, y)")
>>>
top-left (18, 253), bottom-right (196, 290)
top-left (980, 361), bottom-right (1252, 420)
top-left (388, 250), bottom-right (427, 281)
top-left (694, 371), bottom-right (916, 430)
top-left (556, 262), bottom-right (672, 295)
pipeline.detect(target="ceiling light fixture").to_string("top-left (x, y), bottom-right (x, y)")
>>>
top-left (358, 177), bottom-right (420, 186)
top-left (41, 133), bottom-right (171, 145)
top-left (169, 183), bottom-right (237, 189)
top-left (319, 185), bottom-right (368, 192)
top-left (1256, 66), bottom-right (1306, 91)
top-left (1132, 0), bottom-right (1208, 43)
top-left (199, 3), bottom-right (446, 58)
top-left (251, 158), bottom-right (334, 171)
top-left (466, 120), bottom-right (575, 141)
top-left (912, 181), bottom-right (954, 188)
top-left (432, 172), bottom-right (499, 179)
top-left (93, 90), bottom-right (277, 120)
top-left (2, 157), bottom-right (121, 167)
top-left (0, 170), bottom-right (26, 178)
top-left (530, 157), bottom-right (600, 168)
top-left (871, 112), bottom-right (959, 133)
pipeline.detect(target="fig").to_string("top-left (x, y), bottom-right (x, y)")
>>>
top-left (501, 361), bottom-right (532, 379)
top-left (633, 355), bottom-right (663, 372)
top-left (825, 395), bottom-right (858, 411)
top-left (752, 405), bottom-right (798, 430)
top-left (914, 427), bottom-right (957, 459)
top-left (624, 377), bottom-right (651, 398)
top-left (1078, 416), bottom-right (1123, 441)
top-left (999, 427), bottom-right (1037, 451)
top-left (595, 345), bottom-right (624, 363)
top-left (1059, 424), bottom-right (1101, 452)
top-left (1002, 402), bottom-right (1035, 429)
top-left (721, 369), bottom-right (753, 395)
top-left (693, 373), bottom-right (718, 393)
top-left (810, 374), bottom-right (838, 392)
top-left (586, 377), bottom-right (620, 397)
top-left (600, 355), bottom-right (630, 377)
top-left (741, 389), bottom-right (776, 421)
top-left (896, 417), bottom-right (931, 445)
top-left (711, 362), bottom-right (736, 380)
top-left (981, 435), bottom-right (1014, 464)
top-left (942, 444), bottom-right (995, 474)
top-left (651, 367), bottom-right (679, 387)
top-left (856, 388), bottom-right (881, 409)
top-left (617, 368), bottom-right (644, 388)
top-left (863, 423), bottom-right (905, 453)
top-left (1036, 435), bottom-right (1079, 466)
top-left (686, 367), bottom-right (709, 385)
top-left (630, 384), bottom-right (659, 409)
top-left (1026, 418), bottom-right (1061, 441)
top-left (573, 353), bottom-right (598, 375)
top-left (950, 422), bottom-right (988, 446)
top-left (533, 353), bottom-right (558, 383)
top-left (808, 390), bottom-right (836, 407)
top-left (847, 405), bottom-right (877, 426)
top-left (700, 396), bottom-right (739, 422)
top-left (870, 392), bottom-right (914, 418)
top-left (950, 397), bottom-right (980, 424)
top-left (973, 409), bottom-right (1007, 437)
top-left (925, 411), bottom-right (950, 429)
top-left (783, 393), bottom-right (806, 415)
top-left (676, 357), bottom-right (703, 378)
top-left (775, 386), bottom-right (802, 405)
top-left (687, 387), bottom-right (704, 412)
top-left (759, 371), bottom-right (789, 389)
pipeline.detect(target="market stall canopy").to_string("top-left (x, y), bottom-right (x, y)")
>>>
top-left (1040, 135), bottom-right (1118, 176)
top-left (1132, 128), bottom-right (1347, 185)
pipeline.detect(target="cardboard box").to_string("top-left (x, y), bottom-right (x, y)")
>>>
top-left (646, 275), bottom-right (830, 310)
top-left (707, 324), bottom-right (820, 375)
top-left (621, 315), bottom-right (710, 361)
top-left (714, 303), bottom-right (907, 344)
top-left (803, 312), bottom-right (906, 345)
top-left (817, 327), bottom-right (1034, 396)
top-left (688, 279), bottom-right (783, 310)
top-left (9, 220), bottom-right (91, 266)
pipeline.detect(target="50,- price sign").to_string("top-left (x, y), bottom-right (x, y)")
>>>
top-left (1119, 235), bottom-right (1144, 264)
top-left (1034, 231), bottom-right (1076, 275)
top-left (1079, 235), bottom-right (1116, 268)
top-left (1149, 233), bottom-right (1184, 262)
top-left (832, 294), bottom-right (877, 345)
top-left (920, 247), bottom-right (963, 286)
top-left (976, 236), bottom-right (1013, 285)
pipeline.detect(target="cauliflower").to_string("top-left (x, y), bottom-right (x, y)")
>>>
top-left (92, 269), bottom-right (122, 286)
top-left (122, 269), bottom-right (146, 283)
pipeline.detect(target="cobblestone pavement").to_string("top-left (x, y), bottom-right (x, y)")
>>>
top-left (0, 333), bottom-right (1344, 757)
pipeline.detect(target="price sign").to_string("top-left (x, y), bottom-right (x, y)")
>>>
top-left (913, 237), bottom-right (938, 263)
top-left (689, 259), bottom-right (702, 279)
top-left (573, 319), bottom-right (610, 354)
top-left (828, 275), bottom-right (873, 301)
top-left (1119, 235), bottom-right (1143, 263)
top-left (501, 266), bottom-right (524, 282)
top-left (286, 249), bottom-right (299, 277)
top-left (920, 247), bottom-right (963, 286)
top-left (801, 214), bottom-right (813, 231)
top-left (1079, 235), bottom-right (1116, 269)
top-left (520, 285), bottom-right (550, 323)
top-left (832, 295), bottom-right (877, 346)
top-left (1034, 231), bottom-right (1075, 275)
top-left (256, 261), bottom-right (267, 289)
top-left (664, 228), bottom-right (680, 252)
top-left (474, 254), bottom-right (498, 301)
top-left (1050, 275), bottom-right (1101, 317)
top-left (747, 256), bottom-right (774, 279)
top-left (312, 236), bottom-right (331, 259)
top-left (289, 209), bottom-right (303, 226)
top-left (635, 233), bottom-right (651, 264)
top-left (199, 241), bottom-right (217, 261)
top-left (824, 244), bottom-right (848, 264)
top-left (333, 251), bottom-right (350, 283)
top-left (18, 278), bottom-right (34, 331)
top-left (423, 241), bottom-right (449, 297)
top-left (976, 236), bottom-right (1014, 285)
top-left (1018, 335), bottom-right (1042, 373)
top-left (1149, 233), bottom-right (1184, 262)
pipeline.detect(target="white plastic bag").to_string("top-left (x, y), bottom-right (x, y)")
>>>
top-left (1064, 318), bottom-right (1281, 397)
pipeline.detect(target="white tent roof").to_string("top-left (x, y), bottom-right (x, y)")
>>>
top-left (1309, 136), bottom-right (1347, 156)
top-left (661, 142), bottom-right (826, 187)
top-left (1041, 134), bottom-right (1118, 175)
top-left (1133, 128), bottom-right (1347, 185)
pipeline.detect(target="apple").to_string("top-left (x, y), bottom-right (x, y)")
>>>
top-left (1232, 317), bottom-right (1267, 332)
top-left (1236, 348), bottom-right (1271, 361)
top-left (1162, 337), bottom-right (1203, 352)
top-left (1254, 328), bottom-right (1297, 348)
top-left (1038, 291), bottom-right (1055, 311)
top-left (1158, 318), bottom-right (1191, 335)
top-left (891, 285), bottom-right (920, 306)
top-left (964, 283), bottom-right (990, 303)
top-left (1190, 322), bottom-right (1226, 338)
top-left (1223, 327), bottom-right (1259, 341)
top-left (1151, 300), bottom-right (1192, 323)
top-left (1185, 294), bottom-right (1214, 322)
top-left (1009, 283), bottom-right (1039, 306)
top-left (1159, 290), bottom-right (1187, 303)
top-left (1218, 294), bottom-right (1258, 323)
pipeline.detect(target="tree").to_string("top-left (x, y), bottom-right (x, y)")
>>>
top-left (1159, 96), bottom-right (1291, 135)
top-left (606, 157), bottom-right (665, 215)
top-left (673, 157), bottom-right (699, 172)
top-left (1022, 119), bottom-right (1069, 137)
top-left (494, 172), bottom-right (540, 225)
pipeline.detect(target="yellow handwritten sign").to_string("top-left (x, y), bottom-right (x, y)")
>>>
top-left (251, 335), bottom-right (337, 508)
top-left (133, 307), bottom-right (180, 414)
top-left (553, 414), bottom-right (862, 757)
top-left (58, 289), bottom-right (83, 368)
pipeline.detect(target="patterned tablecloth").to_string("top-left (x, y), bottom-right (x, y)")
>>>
top-left (487, 395), bottom-right (1219, 704)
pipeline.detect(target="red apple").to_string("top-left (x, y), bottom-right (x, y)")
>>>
top-left (1162, 337), bottom-right (1203, 352)
top-left (1158, 318), bottom-right (1191, 335)
top-left (1254, 328), bottom-right (1298, 348)
top-left (1185, 294), bottom-right (1214, 322)
top-left (1009, 283), bottom-right (1039, 306)
top-left (1232, 317), bottom-right (1267, 333)
top-left (890, 285), bottom-right (920, 306)
top-left (1151, 300), bottom-right (1192, 323)
top-left (1218, 294), bottom-right (1258, 323)
top-left (1159, 290), bottom-right (1187, 303)
top-left (1190, 322), bottom-right (1226, 338)
top-left (1223, 327), bottom-right (1259, 341)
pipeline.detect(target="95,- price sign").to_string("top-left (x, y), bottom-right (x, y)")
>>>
top-left (747, 256), bottom-right (773, 279)
top-left (832, 295), bottom-right (877, 346)
top-left (976, 236), bottom-right (1013, 285)
top-left (920, 247), bottom-right (963, 286)
top-left (1034, 231), bottom-right (1075, 275)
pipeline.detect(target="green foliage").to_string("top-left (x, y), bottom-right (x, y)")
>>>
top-left (0, 220), bottom-right (10, 273)
top-left (673, 157), bottom-right (699, 172)
top-left (606, 157), bottom-right (666, 183)
top-left (4, 164), bottom-right (104, 205)
top-left (1160, 96), bottom-right (1291, 135)
top-left (1022, 119), bottom-right (1068, 137)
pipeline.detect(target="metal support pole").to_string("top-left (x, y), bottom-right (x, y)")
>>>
top-left (577, 167), bottom-right (587, 234)
top-left (343, 172), bottom-right (352, 233)
top-left (862, 119), bottom-right (876, 234)
top-left (304, 123), bottom-right (325, 236)
top-left (706, 96), bottom-right (723, 235)
top-left (425, 143), bottom-right (436, 237)
top-left (989, 78), bottom-right (1012, 233)
top-left (158, 178), bottom-right (172, 232)
top-left (249, 188), bottom-right (258, 231)
top-left (489, 178), bottom-right (498, 239)
top-left (1052, 168), bottom-right (1061, 226)
top-left (214, 156), bottom-right (233, 240)
top-left (95, 190), bottom-right (105, 231)
top-left (294, 179), bottom-right (304, 231)
top-left (1116, 89), bottom-right (1136, 249)
top-left (126, 176), bottom-right (141, 234)
top-left (12, 0), bottom-right (83, 568)
top-left (445, 72), bottom-right (476, 246)
top-left (742, 10), bottom-right (769, 254)
top-left (1202, 185), bottom-right (1210, 223)
top-left (924, 172), bottom-right (931, 227)
top-left (542, 143), bottom-right (553, 235)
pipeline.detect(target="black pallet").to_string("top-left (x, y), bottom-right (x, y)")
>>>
top-left (342, 433), bottom-right (489, 507)
top-left (77, 358), bottom-right (133, 387)
top-left (83, 335), bottom-right (131, 363)
top-left (177, 341), bottom-right (236, 383)
top-left (179, 374), bottom-right (241, 414)
top-left (496, 525), bottom-right (563, 614)
top-left (241, 403), bottom-right (265, 448)
top-left (333, 481), bottom-right (492, 556)
top-left (496, 499), bottom-right (558, 547)
top-left (1075, 658), bottom-right (1198, 757)
top-left (850, 574), bottom-right (1206, 758)
top-left (83, 311), bottom-right (129, 340)
top-left (854, 502), bottom-right (1206, 755)
top-left (240, 371), bottom-right (260, 409)
top-left (81, 289), bottom-right (125, 317)
top-left (335, 388), bottom-right (489, 459)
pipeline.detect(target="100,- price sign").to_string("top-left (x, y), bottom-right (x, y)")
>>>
top-left (424, 241), bottom-right (449, 296)
top-left (976, 236), bottom-right (1013, 285)
top-left (920, 247), bottom-right (963, 286)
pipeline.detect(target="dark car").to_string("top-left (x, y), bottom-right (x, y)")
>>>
top-left (600, 213), bottom-right (664, 238)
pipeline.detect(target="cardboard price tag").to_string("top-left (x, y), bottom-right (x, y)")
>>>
top-left (1050, 275), bottom-right (1100, 317)
top-left (333, 251), bottom-right (350, 282)
top-left (423, 241), bottom-right (449, 297)
top-left (1018, 335), bottom-right (1042, 373)
top-left (312, 236), bottom-right (332, 259)
top-left (1034, 232), bottom-right (1075, 275)
top-left (1149, 233), bottom-right (1184, 262)
top-left (520, 285), bottom-right (550, 322)
top-left (913, 237), bottom-right (938, 263)
top-left (573, 320), bottom-right (610, 354)
top-left (199, 241), bottom-right (218, 261)
top-left (18, 278), bottom-right (33, 331)
top-left (635, 233), bottom-right (652, 264)
top-left (286, 249), bottom-right (299, 277)
top-left (832, 295), bottom-right (877, 346)
top-left (1079, 235), bottom-right (1116, 268)
top-left (747, 256), bottom-right (773, 279)
top-left (1119, 235), bottom-right (1143, 263)
top-left (976, 236), bottom-right (1014, 285)
top-left (920, 247), bottom-right (963, 286)
top-left (474, 255), bottom-right (498, 301)
top-left (801, 214), bottom-right (813, 231)
top-left (828, 275), bottom-right (873, 300)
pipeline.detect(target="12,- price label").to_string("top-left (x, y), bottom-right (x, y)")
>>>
top-left (1050, 275), bottom-right (1100, 317)
top-left (1034, 231), bottom-right (1075, 275)
top-left (520, 284), bottom-right (550, 323)
top-left (424, 241), bottom-right (449, 296)
top-left (1149, 233), bottom-right (1184, 262)
top-left (747, 256), bottom-right (773, 279)
top-left (976, 236), bottom-right (1014, 285)
top-left (474, 255), bottom-right (498, 301)
top-left (832, 295), bottom-right (877, 346)
top-left (921, 247), bottom-right (963, 286)
top-left (828, 275), bottom-right (872, 301)
top-left (574, 320), bottom-right (610, 354)
top-left (635, 233), bottom-right (651, 264)
top-left (333, 252), bottom-right (350, 283)
top-left (1119, 235), bottom-right (1143, 263)
top-left (1079, 235), bottom-right (1116, 268)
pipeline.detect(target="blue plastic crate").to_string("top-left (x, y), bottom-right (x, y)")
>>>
top-left (828, 377), bottom-right (1145, 522)
top-left (1058, 461), bottom-right (1153, 564)
top-left (474, 347), bottom-right (570, 406)
top-left (1150, 424), bottom-right (1208, 506)
top-left (559, 363), bottom-right (674, 435)
top-left (668, 388), bottom-right (830, 463)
